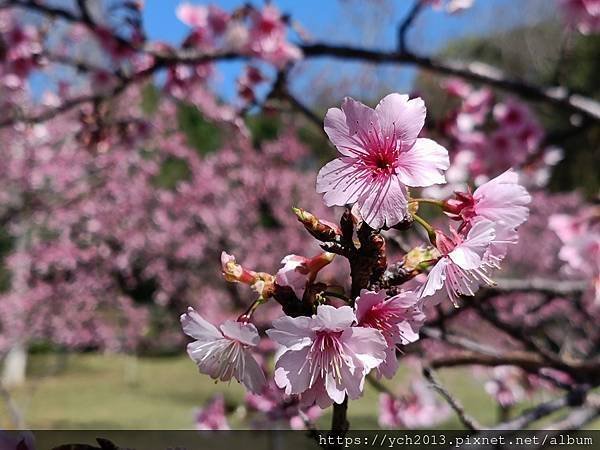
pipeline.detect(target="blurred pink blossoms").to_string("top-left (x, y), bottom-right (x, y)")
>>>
top-left (379, 380), bottom-right (451, 428)
top-left (549, 207), bottom-right (600, 301)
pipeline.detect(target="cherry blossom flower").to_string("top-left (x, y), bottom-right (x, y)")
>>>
top-left (181, 307), bottom-right (266, 393)
top-left (444, 169), bottom-right (531, 229)
top-left (418, 220), bottom-right (497, 305)
top-left (176, 4), bottom-right (209, 29)
top-left (316, 94), bottom-right (449, 229)
top-left (559, 0), bottom-right (600, 34)
top-left (267, 305), bottom-right (387, 408)
top-left (194, 394), bottom-right (230, 430)
top-left (247, 4), bottom-right (302, 67)
top-left (378, 381), bottom-right (451, 428)
top-left (355, 290), bottom-right (425, 378)
top-left (275, 252), bottom-right (335, 299)
top-left (549, 209), bottom-right (600, 301)
top-left (425, 0), bottom-right (475, 14)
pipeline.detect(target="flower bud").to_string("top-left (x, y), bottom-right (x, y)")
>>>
top-left (443, 191), bottom-right (474, 220)
top-left (403, 246), bottom-right (440, 272)
top-left (221, 251), bottom-right (258, 284)
top-left (293, 207), bottom-right (340, 242)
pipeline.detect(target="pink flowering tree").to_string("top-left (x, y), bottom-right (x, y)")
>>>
top-left (0, 0), bottom-right (599, 439)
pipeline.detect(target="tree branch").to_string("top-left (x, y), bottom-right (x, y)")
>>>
top-left (423, 367), bottom-right (482, 431)
top-left (300, 43), bottom-right (600, 122)
top-left (398, 0), bottom-right (425, 53)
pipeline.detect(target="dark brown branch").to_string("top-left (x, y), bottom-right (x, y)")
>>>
top-left (398, 0), bottom-right (425, 53)
top-left (300, 43), bottom-right (600, 122)
top-left (2, 0), bottom-right (600, 126)
top-left (489, 389), bottom-right (588, 430)
top-left (544, 395), bottom-right (600, 430)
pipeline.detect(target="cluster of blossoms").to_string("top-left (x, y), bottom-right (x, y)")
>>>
top-left (0, 13), bottom-right (42, 90)
top-left (173, 2), bottom-right (300, 107)
top-left (435, 79), bottom-right (562, 194)
top-left (379, 380), bottom-right (451, 428)
top-left (177, 2), bottom-right (301, 67)
top-left (182, 93), bottom-right (532, 419)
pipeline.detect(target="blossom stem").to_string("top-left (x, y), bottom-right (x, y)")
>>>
top-left (409, 198), bottom-right (445, 208)
top-left (238, 298), bottom-right (264, 323)
top-left (412, 214), bottom-right (437, 245)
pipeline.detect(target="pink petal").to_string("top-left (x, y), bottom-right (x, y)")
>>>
top-left (324, 107), bottom-right (368, 157)
top-left (239, 350), bottom-right (267, 393)
top-left (342, 326), bottom-right (387, 371)
top-left (474, 169), bottom-right (531, 228)
top-left (316, 157), bottom-right (368, 207)
top-left (313, 305), bottom-right (356, 331)
top-left (355, 289), bottom-right (387, 324)
top-left (176, 3), bottom-right (208, 28)
top-left (418, 258), bottom-right (449, 299)
top-left (220, 320), bottom-right (260, 346)
top-left (396, 138), bottom-right (449, 187)
top-left (449, 220), bottom-right (495, 270)
top-left (377, 347), bottom-right (400, 379)
top-left (357, 175), bottom-right (409, 229)
top-left (325, 372), bottom-right (348, 404)
top-left (267, 315), bottom-right (314, 351)
top-left (273, 346), bottom-right (311, 394)
top-left (180, 307), bottom-right (222, 341)
top-left (375, 93), bottom-right (425, 146)
top-left (340, 96), bottom-right (379, 137)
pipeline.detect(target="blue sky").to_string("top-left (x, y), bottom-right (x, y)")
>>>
top-left (141, 0), bottom-right (554, 102)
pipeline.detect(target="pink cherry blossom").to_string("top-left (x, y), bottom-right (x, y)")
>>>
top-left (418, 220), bottom-right (497, 305)
top-left (275, 252), bottom-right (335, 299)
top-left (267, 305), bottom-right (387, 408)
top-left (194, 394), bottom-right (230, 430)
top-left (181, 307), bottom-right (266, 393)
top-left (176, 4), bottom-right (209, 29)
top-left (425, 0), bottom-right (475, 13)
top-left (444, 169), bottom-right (531, 229)
top-left (549, 209), bottom-right (600, 301)
top-left (559, 0), bottom-right (600, 34)
top-left (378, 381), bottom-right (451, 429)
top-left (355, 290), bottom-right (425, 378)
top-left (316, 94), bottom-right (449, 229)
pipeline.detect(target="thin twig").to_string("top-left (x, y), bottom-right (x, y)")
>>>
top-left (398, 0), bottom-right (425, 53)
top-left (423, 366), bottom-right (482, 431)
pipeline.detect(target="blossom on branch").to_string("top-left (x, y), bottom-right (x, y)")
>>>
top-left (417, 220), bottom-right (497, 305)
top-left (267, 305), bottom-right (386, 408)
top-left (355, 290), bottom-right (425, 378)
top-left (444, 169), bottom-right (531, 229)
top-left (316, 94), bottom-right (449, 229)
top-left (181, 307), bottom-right (267, 393)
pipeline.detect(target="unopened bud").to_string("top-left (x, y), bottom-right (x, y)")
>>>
top-left (221, 251), bottom-right (258, 284)
top-left (403, 246), bottom-right (440, 272)
top-left (293, 207), bottom-right (340, 242)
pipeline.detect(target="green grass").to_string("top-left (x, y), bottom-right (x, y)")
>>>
top-left (0, 353), bottom-right (568, 430)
